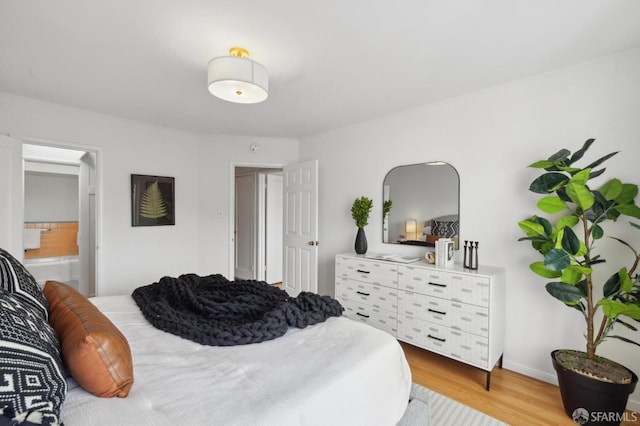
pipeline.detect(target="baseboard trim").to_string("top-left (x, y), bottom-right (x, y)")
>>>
top-left (502, 360), bottom-right (558, 385)
top-left (503, 360), bottom-right (640, 414)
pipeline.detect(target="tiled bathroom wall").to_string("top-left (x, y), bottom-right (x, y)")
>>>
top-left (24, 222), bottom-right (79, 258)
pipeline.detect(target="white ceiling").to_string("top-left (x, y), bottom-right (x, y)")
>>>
top-left (2, 1), bottom-right (640, 138)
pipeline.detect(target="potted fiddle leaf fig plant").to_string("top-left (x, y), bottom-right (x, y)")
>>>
top-left (352, 196), bottom-right (373, 254)
top-left (518, 139), bottom-right (640, 425)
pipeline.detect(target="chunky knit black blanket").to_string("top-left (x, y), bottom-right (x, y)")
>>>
top-left (131, 274), bottom-right (343, 346)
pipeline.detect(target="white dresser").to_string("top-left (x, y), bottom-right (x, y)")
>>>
top-left (335, 253), bottom-right (505, 390)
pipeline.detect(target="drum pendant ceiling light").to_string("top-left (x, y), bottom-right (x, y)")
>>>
top-left (207, 47), bottom-right (269, 104)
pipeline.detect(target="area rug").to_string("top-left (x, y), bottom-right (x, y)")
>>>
top-left (397, 383), bottom-right (507, 426)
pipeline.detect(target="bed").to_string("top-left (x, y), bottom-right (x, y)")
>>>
top-left (0, 248), bottom-right (412, 426)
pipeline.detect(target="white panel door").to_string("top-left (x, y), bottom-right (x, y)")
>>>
top-left (0, 135), bottom-right (23, 258)
top-left (282, 160), bottom-right (318, 296)
top-left (265, 173), bottom-right (283, 284)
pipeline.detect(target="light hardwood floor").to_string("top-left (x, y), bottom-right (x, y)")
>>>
top-left (401, 342), bottom-right (640, 425)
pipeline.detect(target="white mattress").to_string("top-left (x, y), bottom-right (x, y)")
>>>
top-left (60, 295), bottom-right (412, 425)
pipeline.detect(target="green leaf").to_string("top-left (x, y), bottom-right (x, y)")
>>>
top-left (589, 168), bottom-right (606, 179)
top-left (568, 138), bottom-right (595, 164)
top-left (603, 272), bottom-right (621, 297)
top-left (530, 262), bottom-right (562, 278)
top-left (619, 267), bottom-right (633, 293)
top-left (615, 204), bottom-right (640, 220)
top-left (529, 173), bottom-right (570, 194)
top-left (561, 266), bottom-right (583, 285)
top-left (586, 192), bottom-right (609, 223)
top-left (536, 217), bottom-right (554, 236)
top-left (591, 224), bottom-right (604, 240)
top-left (518, 219), bottom-right (545, 237)
top-left (584, 151), bottom-right (619, 170)
top-left (544, 249), bottom-right (571, 271)
top-left (615, 184), bottom-right (638, 204)
top-left (528, 160), bottom-right (555, 169)
top-left (598, 299), bottom-right (640, 320)
top-left (570, 168), bottom-right (591, 186)
top-left (557, 214), bottom-right (579, 230)
top-left (556, 165), bottom-right (581, 174)
top-left (548, 149), bottom-right (571, 163)
top-left (561, 226), bottom-right (581, 255)
top-left (537, 196), bottom-right (567, 213)
top-left (546, 282), bottom-right (584, 304)
top-left (598, 179), bottom-right (623, 201)
top-left (565, 181), bottom-right (595, 210)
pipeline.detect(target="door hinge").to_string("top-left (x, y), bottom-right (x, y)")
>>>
top-left (308, 241), bottom-right (319, 246)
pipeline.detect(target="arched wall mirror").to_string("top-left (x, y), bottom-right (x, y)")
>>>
top-left (382, 162), bottom-right (460, 248)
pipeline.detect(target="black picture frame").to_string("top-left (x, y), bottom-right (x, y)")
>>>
top-left (131, 174), bottom-right (175, 226)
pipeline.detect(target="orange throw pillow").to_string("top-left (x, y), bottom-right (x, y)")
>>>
top-left (43, 281), bottom-right (134, 398)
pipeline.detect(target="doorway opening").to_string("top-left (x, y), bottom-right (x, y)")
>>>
top-left (22, 143), bottom-right (98, 296)
top-left (233, 166), bottom-right (283, 284)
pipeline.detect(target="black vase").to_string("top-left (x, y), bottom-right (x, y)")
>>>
top-left (355, 227), bottom-right (367, 254)
top-left (552, 350), bottom-right (638, 426)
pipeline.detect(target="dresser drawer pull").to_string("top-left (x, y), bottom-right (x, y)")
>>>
top-left (428, 308), bottom-right (446, 315)
top-left (428, 281), bottom-right (447, 288)
top-left (428, 334), bottom-right (446, 342)
top-left (356, 291), bottom-right (370, 296)
top-left (357, 269), bottom-right (370, 274)
top-left (356, 312), bottom-right (370, 318)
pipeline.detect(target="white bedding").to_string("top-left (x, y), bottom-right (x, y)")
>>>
top-left (60, 295), bottom-right (412, 425)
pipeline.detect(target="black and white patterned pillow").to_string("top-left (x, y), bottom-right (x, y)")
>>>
top-left (0, 288), bottom-right (66, 426)
top-left (0, 248), bottom-right (48, 320)
top-left (431, 219), bottom-right (459, 238)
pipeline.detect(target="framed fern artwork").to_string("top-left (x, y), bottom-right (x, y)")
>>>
top-left (131, 174), bottom-right (175, 226)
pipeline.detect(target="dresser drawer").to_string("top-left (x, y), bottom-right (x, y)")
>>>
top-left (341, 298), bottom-right (397, 335)
top-left (449, 275), bottom-right (490, 307)
top-left (398, 314), bottom-right (489, 368)
top-left (397, 290), bottom-right (489, 337)
top-left (397, 315), bottom-right (449, 354)
top-left (448, 330), bottom-right (489, 368)
top-left (336, 256), bottom-right (398, 288)
top-left (398, 266), bottom-right (453, 296)
top-left (336, 277), bottom-right (398, 312)
top-left (398, 266), bottom-right (490, 307)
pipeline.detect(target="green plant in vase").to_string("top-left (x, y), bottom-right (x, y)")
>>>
top-left (352, 196), bottom-right (373, 254)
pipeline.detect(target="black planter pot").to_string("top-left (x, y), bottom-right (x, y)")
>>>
top-left (552, 350), bottom-right (638, 426)
top-left (355, 227), bottom-right (367, 254)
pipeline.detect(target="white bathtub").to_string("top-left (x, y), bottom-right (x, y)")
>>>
top-left (24, 255), bottom-right (80, 289)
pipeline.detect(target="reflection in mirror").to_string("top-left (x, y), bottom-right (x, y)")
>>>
top-left (382, 162), bottom-right (459, 247)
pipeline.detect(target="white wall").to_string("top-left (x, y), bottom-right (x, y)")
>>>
top-left (300, 48), bottom-right (640, 410)
top-left (0, 93), bottom-right (298, 296)
top-left (24, 172), bottom-right (79, 222)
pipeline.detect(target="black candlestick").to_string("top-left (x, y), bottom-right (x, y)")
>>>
top-left (464, 240), bottom-right (479, 270)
